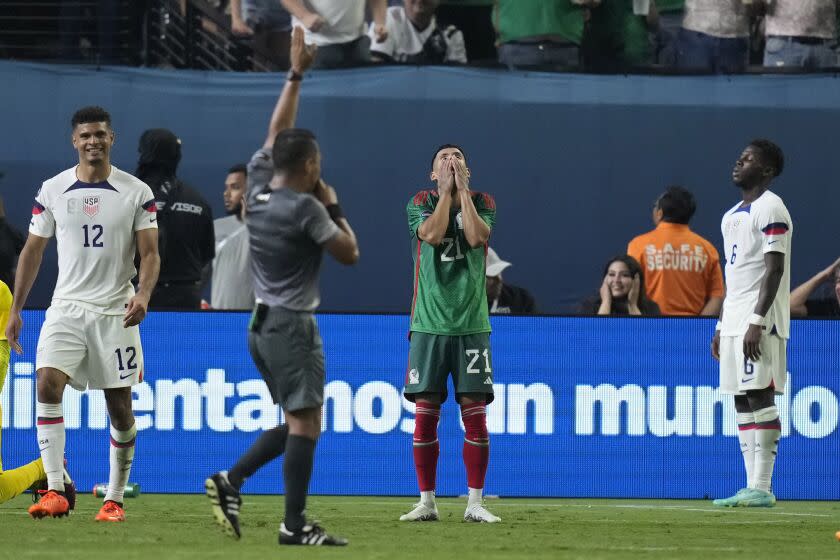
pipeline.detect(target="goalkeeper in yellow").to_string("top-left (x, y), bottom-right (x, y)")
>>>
top-left (0, 279), bottom-right (74, 507)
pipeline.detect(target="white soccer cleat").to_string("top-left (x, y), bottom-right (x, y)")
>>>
top-left (399, 502), bottom-right (439, 521)
top-left (464, 503), bottom-right (501, 523)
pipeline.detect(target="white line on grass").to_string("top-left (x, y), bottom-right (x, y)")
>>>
top-left (603, 546), bottom-right (741, 552)
top-left (329, 500), bottom-right (833, 518)
top-left (609, 504), bottom-right (831, 518)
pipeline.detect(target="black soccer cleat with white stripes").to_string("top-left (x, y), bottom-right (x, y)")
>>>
top-left (205, 471), bottom-right (242, 540)
top-left (279, 522), bottom-right (348, 546)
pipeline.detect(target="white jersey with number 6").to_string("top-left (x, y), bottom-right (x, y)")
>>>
top-left (720, 190), bottom-right (792, 338)
top-left (30, 166), bottom-right (158, 315)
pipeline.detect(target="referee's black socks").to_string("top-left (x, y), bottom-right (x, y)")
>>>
top-left (283, 435), bottom-right (316, 532)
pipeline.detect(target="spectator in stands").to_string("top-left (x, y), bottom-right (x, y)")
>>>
top-left (790, 257), bottom-right (840, 317)
top-left (676, 0), bottom-right (753, 73)
top-left (135, 129), bottom-right (215, 309)
top-left (281, 0), bottom-right (388, 68)
top-left (370, 0), bottom-right (467, 63)
top-left (585, 0), bottom-right (658, 71)
top-left (485, 247), bottom-right (536, 314)
top-left (435, 0), bottom-right (496, 62)
top-left (0, 195), bottom-right (25, 291)
top-left (654, 0), bottom-right (684, 65)
top-left (231, 0), bottom-right (293, 69)
top-left (761, 0), bottom-right (837, 69)
top-left (211, 164), bottom-right (255, 310)
top-left (493, 0), bottom-right (596, 70)
top-left (584, 255), bottom-right (661, 316)
top-left (627, 186), bottom-right (724, 316)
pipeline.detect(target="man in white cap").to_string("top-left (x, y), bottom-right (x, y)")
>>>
top-left (486, 247), bottom-right (536, 314)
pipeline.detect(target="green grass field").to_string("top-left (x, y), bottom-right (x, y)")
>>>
top-left (0, 494), bottom-right (838, 560)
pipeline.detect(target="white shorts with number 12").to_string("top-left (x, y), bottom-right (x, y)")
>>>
top-left (36, 301), bottom-right (144, 391)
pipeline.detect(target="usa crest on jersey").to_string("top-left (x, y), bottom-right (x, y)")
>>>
top-left (83, 195), bottom-right (100, 218)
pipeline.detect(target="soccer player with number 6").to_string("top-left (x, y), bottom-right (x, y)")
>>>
top-left (711, 139), bottom-right (792, 508)
top-left (5, 106), bottom-right (160, 521)
top-left (401, 144), bottom-right (500, 523)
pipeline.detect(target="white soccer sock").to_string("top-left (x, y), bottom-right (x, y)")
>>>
top-left (467, 487), bottom-right (483, 506)
top-left (105, 423), bottom-right (137, 503)
top-left (420, 490), bottom-right (436, 507)
top-left (36, 402), bottom-right (66, 491)
top-left (752, 406), bottom-right (781, 493)
top-left (736, 412), bottom-right (756, 489)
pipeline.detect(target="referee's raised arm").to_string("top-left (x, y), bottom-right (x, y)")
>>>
top-left (262, 26), bottom-right (317, 150)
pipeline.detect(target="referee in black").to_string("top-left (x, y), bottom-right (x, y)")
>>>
top-left (205, 28), bottom-right (359, 546)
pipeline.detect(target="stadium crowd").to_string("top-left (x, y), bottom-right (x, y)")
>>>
top-left (2, 1), bottom-right (838, 72)
top-left (214, 0), bottom-right (840, 72)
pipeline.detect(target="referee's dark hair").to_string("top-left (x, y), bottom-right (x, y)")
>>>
top-left (430, 143), bottom-right (467, 169)
top-left (750, 138), bottom-right (784, 178)
top-left (228, 163), bottom-right (247, 176)
top-left (71, 106), bottom-right (112, 129)
top-left (656, 186), bottom-right (696, 225)
top-left (272, 128), bottom-right (319, 173)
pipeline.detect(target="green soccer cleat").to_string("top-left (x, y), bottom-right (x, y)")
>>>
top-left (736, 488), bottom-right (777, 508)
top-left (712, 488), bottom-right (751, 507)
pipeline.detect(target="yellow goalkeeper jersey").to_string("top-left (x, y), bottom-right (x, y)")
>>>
top-left (0, 280), bottom-right (11, 341)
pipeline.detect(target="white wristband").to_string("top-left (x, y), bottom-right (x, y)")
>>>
top-left (749, 313), bottom-right (766, 327)
top-left (715, 321), bottom-right (722, 331)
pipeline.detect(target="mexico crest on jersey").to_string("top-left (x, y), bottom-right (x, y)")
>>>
top-left (83, 195), bottom-right (100, 218)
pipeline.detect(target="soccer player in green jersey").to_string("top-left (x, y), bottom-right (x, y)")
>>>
top-left (400, 144), bottom-right (500, 523)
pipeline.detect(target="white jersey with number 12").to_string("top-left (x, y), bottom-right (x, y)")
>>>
top-left (29, 166), bottom-right (157, 315)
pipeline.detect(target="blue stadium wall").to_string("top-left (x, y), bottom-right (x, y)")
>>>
top-left (1, 61), bottom-right (839, 312)
top-left (3, 312), bottom-right (839, 499)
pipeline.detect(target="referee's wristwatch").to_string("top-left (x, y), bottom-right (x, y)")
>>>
top-left (287, 69), bottom-right (304, 82)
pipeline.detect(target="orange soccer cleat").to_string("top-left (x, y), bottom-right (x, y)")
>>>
top-left (95, 500), bottom-right (126, 522)
top-left (28, 490), bottom-right (70, 519)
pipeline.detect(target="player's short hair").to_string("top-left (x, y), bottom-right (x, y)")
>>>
top-left (656, 185), bottom-right (696, 225)
top-left (71, 106), bottom-right (112, 129)
top-left (430, 143), bottom-right (467, 169)
top-left (228, 163), bottom-right (247, 176)
top-left (272, 128), bottom-right (319, 173)
top-left (750, 139), bottom-right (784, 177)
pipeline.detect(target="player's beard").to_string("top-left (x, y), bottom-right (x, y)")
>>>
top-left (226, 203), bottom-right (242, 216)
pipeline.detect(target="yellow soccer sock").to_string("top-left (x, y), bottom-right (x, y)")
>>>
top-left (1, 339), bottom-right (8, 470)
top-left (0, 342), bottom-right (9, 473)
top-left (0, 458), bottom-right (45, 504)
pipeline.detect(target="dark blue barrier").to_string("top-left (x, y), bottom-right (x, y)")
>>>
top-left (1, 62), bottom-right (839, 312)
top-left (3, 311), bottom-right (838, 498)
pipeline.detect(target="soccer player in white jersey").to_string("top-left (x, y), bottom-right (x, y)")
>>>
top-left (4, 106), bottom-right (160, 521)
top-left (711, 139), bottom-right (792, 508)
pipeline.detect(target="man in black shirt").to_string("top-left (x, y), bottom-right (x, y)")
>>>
top-left (136, 129), bottom-right (215, 309)
top-left (0, 195), bottom-right (26, 291)
top-left (485, 247), bottom-right (536, 314)
top-left (790, 257), bottom-right (840, 317)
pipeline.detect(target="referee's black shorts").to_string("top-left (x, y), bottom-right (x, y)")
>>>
top-left (248, 306), bottom-right (325, 412)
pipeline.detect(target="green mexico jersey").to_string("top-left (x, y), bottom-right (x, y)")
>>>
top-left (407, 189), bottom-right (497, 335)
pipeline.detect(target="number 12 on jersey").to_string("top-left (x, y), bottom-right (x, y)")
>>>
top-left (82, 224), bottom-right (104, 248)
